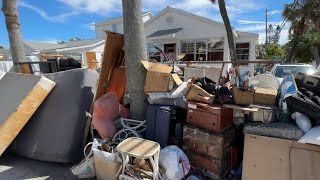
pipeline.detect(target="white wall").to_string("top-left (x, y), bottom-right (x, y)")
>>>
top-left (145, 11), bottom-right (226, 40)
top-left (95, 22), bottom-right (124, 38)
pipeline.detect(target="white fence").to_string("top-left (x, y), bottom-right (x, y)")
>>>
top-left (0, 61), bottom-right (13, 72)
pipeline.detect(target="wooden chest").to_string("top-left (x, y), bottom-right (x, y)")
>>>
top-left (187, 103), bottom-right (233, 132)
top-left (184, 150), bottom-right (230, 175)
top-left (183, 125), bottom-right (234, 160)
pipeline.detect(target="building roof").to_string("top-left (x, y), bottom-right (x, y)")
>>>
top-left (95, 11), bottom-right (152, 26)
top-left (147, 28), bottom-right (183, 38)
top-left (0, 49), bottom-right (11, 56)
top-left (23, 42), bottom-right (61, 51)
top-left (24, 38), bottom-right (105, 52)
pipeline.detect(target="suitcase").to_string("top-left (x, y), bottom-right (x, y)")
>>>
top-left (146, 105), bottom-right (186, 148)
top-left (187, 103), bottom-right (233, 132)
top-left (295, 72), bottom-right (320, 95)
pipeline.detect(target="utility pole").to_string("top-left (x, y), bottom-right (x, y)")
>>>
top-left (265, 9), bottom-right (268, 45)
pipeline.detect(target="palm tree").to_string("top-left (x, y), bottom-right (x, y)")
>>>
top-left (2, 0), bottom-right (25, 72)
top-left (210, 0), bottom-right (237, 64)
top-left (122, 0), bottom-right (148, 120)
top-left (283, 0), bottom-right (320, 62)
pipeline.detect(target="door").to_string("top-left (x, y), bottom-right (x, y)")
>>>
top-left (85, 52), bottom-right (97, 70)
top-left (164, 44), bottom-right (176, 59)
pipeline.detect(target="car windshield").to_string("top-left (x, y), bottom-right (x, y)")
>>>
top-left (274, 66), bottom-right (316, 77)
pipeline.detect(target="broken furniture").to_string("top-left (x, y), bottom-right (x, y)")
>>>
top-left (112, 118), bottom-right (146, 143)
top-left (11, 69), bottom-right (98, 163)
top-left (0, 72), bottom-right (55, 156)
top-left (117, 137), bottom-right (161, 180)
top-left (183, 125), bottom-right (235, 180)
top-left (20, 61), bottom-right (58, 74)
top-left (187, 102), bottom-right (233, 133)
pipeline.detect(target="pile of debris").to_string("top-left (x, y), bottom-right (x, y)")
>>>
top-left (1, 31), bottom-right (320, 180)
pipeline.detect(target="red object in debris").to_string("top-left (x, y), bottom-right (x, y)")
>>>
top-left (107, 67), bottom-right (126, 102)
top-left (92, 92), bottom-right (120, 140)
top-left (119, 104), bottom-right (130, 118)
top-left (231, 146), bottom-right (238, 169)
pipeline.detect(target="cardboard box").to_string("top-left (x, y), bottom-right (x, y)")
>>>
top-left (253, 87), bottom-right (277, 106)
top-left (186, 84), bottom-right (215, 104)
top-left (142, 61), bottom-right (181, 92)
top-left (242, 134), bottom-right (320, 180)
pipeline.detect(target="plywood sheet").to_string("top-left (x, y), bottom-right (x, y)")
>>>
top-left (291, 148), bottom-right (320, 180)
top-left (0, 73), bottom-right (55, 156)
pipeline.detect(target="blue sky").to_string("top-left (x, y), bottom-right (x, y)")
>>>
top-left (0, 0), bottom-right (293, 48)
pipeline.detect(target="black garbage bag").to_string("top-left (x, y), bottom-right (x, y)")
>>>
top-left (192, 77), bottom-right (217, 94)
top-left (58, 58), bottom-right (82, 68)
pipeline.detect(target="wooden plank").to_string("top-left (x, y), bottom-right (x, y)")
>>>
top-left (0, 74), bottom-right (55, 156)
top-left (95, 31), bottom-right (124, 101)
top-left (83, 31), bottom-right (124, 145)
top-left (85, 52), bottom-right (97, 70)
top-left (21, 64), bottom-right (32, 74)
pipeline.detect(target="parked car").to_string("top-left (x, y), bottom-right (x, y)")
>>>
top-left (269, 63), bottom-right (316, 83)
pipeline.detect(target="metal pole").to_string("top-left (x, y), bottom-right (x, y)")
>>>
top-left (265, 9), bottom-right (268, 45)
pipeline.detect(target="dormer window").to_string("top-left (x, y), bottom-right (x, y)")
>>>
top-left (112, 24), bottom-right (117, 32)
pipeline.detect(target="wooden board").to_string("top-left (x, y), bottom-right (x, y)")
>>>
top-left (83, 31), bottom-right (124, 145)
top-left (95, 31), bottom-right (124, 101)
top-left (242, 134), bottom-right (320, 180)
top-left (0, 73), bottom-right (55, 156)
top-left (107, 67), bottom-right (126, 102)
top-left (85, 52), bottom-right (97, 70)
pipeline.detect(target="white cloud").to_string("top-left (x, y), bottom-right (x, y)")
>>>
top-left (238, 25), bottom-right (266, 32)
top-left (84, 22), bottom-right (95, 31)
top-left (19, 1), bottom-right (79, 23)
top-left (238, 20), bottom-right (279, 25)
top-left (268, 10), bottom-right (280, 16)
top-left (57, 0), bottom-right (122, 16)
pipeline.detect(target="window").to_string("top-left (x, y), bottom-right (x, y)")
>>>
top-left (236, 43), bottom-right (250, 60)
top-left (112, 24), bottom-right (117, 32)
top-left (196, 41), bottom-right (206, 61)
top-left (207, 40), bottom-right (224, 61)
top-left (148, 43), bottom-right (161, 62)
top-left (181, 41), bottom-right (195, 61)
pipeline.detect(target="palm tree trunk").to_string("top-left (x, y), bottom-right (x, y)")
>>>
top-left (2, 0), bottom-right (25, 73)
top-left (310, 45), bottom-right (320, 67)
top-left (122, 0), bottom-right (148, 120)
top-left (286, 36), bottom-right (299, 63)
top-left (218, 0), bottom-right (237, 65)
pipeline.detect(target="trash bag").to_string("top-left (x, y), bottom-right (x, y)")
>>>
top-left (292, 112), bottom-right (312, 133)
top-left (58, 57), bottom-right (82, 68)
top-left (159, 145), bottom-right (190, 180)
top-left (92, 92), bottom-right (120, 140)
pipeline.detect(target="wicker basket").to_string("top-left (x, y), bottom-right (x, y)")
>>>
top-left (231, 85), bottom-right (254, 105)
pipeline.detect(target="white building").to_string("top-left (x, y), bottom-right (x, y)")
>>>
top-left (23, 39), bottom-right (105, 68)
top-left (95, 6), bottom-right (259, 74)
top-left (95, 12), bottom-right (152, 38)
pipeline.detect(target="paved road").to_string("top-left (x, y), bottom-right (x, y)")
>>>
top-left (0, 153), bottom-right (89, 180)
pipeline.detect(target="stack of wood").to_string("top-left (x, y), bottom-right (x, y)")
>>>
top-left (183, 102), bottom-right (235, 179)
